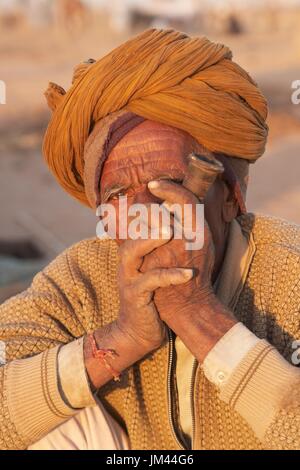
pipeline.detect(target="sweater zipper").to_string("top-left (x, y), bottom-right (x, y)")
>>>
top-left (190, 358), bottom-right (198, 449)
top-left (167, 328), bottom-right (185, 450)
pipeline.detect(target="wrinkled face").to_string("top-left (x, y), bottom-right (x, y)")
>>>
top-left (100, 120), bottom-right (235, 275)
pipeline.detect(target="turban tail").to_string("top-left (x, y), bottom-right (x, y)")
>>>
top-left (43, 28), bottom-right (268, 207)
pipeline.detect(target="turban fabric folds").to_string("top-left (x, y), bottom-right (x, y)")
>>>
top-left (43, 28), bottom-right (268, 208)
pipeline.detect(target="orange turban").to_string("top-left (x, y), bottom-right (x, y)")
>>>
top-left (43, 28), bottom-right (268, 207)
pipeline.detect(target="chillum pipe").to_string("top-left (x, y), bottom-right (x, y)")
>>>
top-left (182, 152), bottom-right (224, 201)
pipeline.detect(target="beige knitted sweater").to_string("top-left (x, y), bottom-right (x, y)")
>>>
top-left (0, 213), bottom-right (299, 450)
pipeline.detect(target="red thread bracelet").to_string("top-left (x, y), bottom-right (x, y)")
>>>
top-left (90, 332), bottom-right (121, 382)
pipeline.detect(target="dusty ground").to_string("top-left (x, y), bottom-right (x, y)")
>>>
top-left (0, 13), bottom-right (300, 298)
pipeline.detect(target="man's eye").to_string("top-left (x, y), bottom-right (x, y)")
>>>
top-left (110, 191), bottom-right (126, 200)
top-left (172, 178), bottom-right (183, 185)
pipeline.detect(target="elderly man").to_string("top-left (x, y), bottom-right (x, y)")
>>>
top-left (0, 29), bottom-right (299, 450)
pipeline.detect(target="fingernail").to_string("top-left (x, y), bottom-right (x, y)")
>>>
top-left (148, 180), bottom-right (159, 189)
top-left (180, 268), bottom-right (194, 279)
top-left (161, 201), bottom-right (173, 212)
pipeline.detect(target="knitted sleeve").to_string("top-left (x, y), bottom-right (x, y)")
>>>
top-left (219, 244), bottom-right (300, 450)
top-left (219, 340), bottom-right (300, 449)
top-left (0, 240), bottom-right (98, 449)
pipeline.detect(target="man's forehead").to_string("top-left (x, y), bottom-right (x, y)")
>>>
top-left (100, 120), bottom-right (208, 187)
top-left (105, 120), bottom-right (198, 161)
top-left (100, 157), bottom-right (188, 204)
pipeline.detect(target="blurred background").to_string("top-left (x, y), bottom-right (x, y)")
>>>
top-left (0, 0), bottom-right (300, 301)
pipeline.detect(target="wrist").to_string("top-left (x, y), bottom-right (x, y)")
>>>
top-left (168, 294), bottom-right (238, 364)
top-left (84, 321), bottom-right (150, 389)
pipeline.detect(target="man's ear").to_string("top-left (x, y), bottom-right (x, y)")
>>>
top-left (222, 182), bottom-right (239, 223)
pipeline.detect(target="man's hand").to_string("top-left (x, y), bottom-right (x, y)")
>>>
top-left (141, 179), bottom-right (215, 317)
top-left (85, 226), bottom-right (194, 388)
top-left (116, 228), bottom-right (194, 354)
top-left (142, 179), bottom-right (237, 362)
